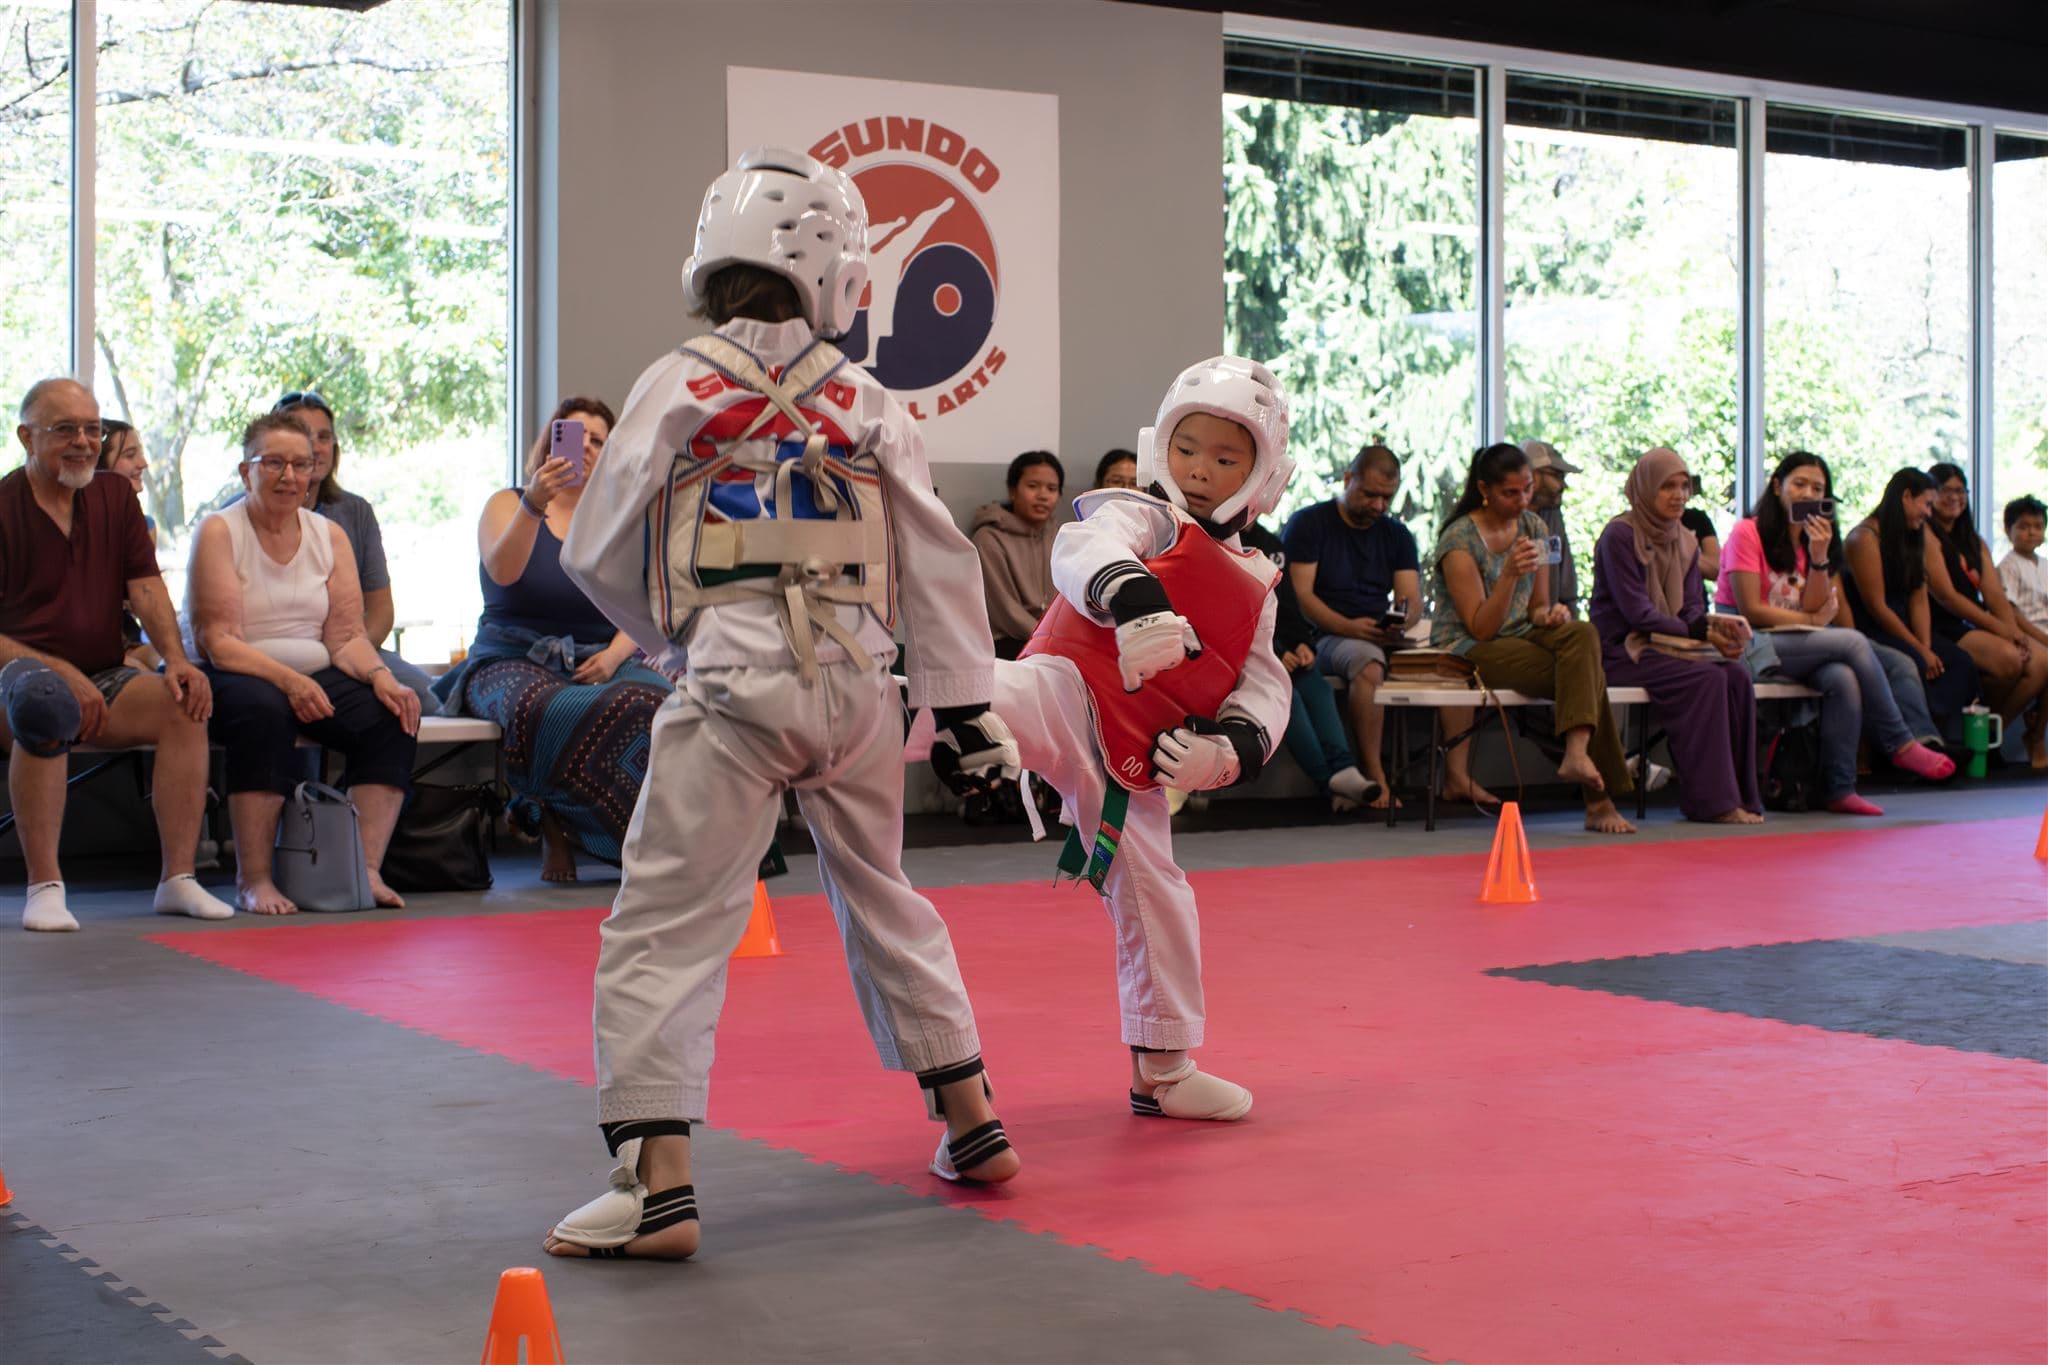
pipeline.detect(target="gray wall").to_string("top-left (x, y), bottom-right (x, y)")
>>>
top-left (536, 0), bottom-right (1225, 523)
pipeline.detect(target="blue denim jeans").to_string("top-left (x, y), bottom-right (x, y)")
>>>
top-left (1284, 666), bottom-right (1355, 791)
top-left (1766, 628), bottom-right (1916, 801)
top-left (1867, 641), bottom-right (1942, 746)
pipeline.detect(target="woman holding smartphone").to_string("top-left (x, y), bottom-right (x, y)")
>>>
top-left (1717, 451), bottom-right (1954, 813)
top-left (433, 396), bottom-right (673, 881)
top-left (1431, 443), bottom-right (1636, 833)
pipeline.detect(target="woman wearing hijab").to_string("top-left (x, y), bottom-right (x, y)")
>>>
top-left (1589, 447), bottom-right (1763, 824)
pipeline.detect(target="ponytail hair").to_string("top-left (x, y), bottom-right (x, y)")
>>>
top-left (1442, 442), bottom-right (1530, 533)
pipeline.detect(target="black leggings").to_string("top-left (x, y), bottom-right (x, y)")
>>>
top-left (202, 665), bottom-right (416, 796)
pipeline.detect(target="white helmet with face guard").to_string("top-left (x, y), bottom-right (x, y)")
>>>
top-left (1133, 355), bottom-right (1293, 534)
top-left (682, 147), bottom-right (871, 339)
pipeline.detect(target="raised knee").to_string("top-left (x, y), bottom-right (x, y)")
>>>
top-left (0, 659), bottom-right (81, 757)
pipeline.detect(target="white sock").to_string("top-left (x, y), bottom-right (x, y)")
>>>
top-left (23, 880), bottom-right (78, 932)
top-left (1328, 766), bottom-right (1375, 802)
top-left (154, 873), bottom-right (235, 921)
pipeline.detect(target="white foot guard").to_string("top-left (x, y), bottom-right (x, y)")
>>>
top-left (550, 1132), bottom-right (698, 1257)
top-left (1130, 1052), bottom-right (1253, 1121)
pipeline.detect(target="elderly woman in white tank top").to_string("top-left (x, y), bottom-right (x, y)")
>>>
top-left (184, 412), bottom-right (420, 915)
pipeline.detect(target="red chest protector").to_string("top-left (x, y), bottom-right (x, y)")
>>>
top-left (1022, 511), bottom-right (1277, 792)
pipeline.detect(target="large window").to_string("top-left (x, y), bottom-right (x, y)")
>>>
top-left (3, 0), bottom-right (511, 664)
top-left (1764, 108), bottom-right (1970, 519)
top-left (0, 8), bottom-right (73, 396)
top-left (1993, 133), bottom-right (2048, 552)
top-left (1504, 76), bottom-right (1740, 571)
top-left (1224, 42), bottom-right (1479, 532)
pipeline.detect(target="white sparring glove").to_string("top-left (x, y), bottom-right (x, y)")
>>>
top-left (930, 706), bottom-right (1021, 796)
top-left (1150, 727), bottom-right (1237, 791)
top-left (1106, 573), bottom-right (1201, 693)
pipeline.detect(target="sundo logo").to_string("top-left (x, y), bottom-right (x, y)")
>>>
top-left (810, 117), bottom-right (1007, 421)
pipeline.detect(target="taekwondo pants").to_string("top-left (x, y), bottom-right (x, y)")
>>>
top-left (995, 655), bottom-right (1205, 1050)
top-left (593, 661), bottom-right (983, 1123)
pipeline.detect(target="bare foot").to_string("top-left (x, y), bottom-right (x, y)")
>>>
top-left (540, 812), bottom-right (579, 884)
top-left (1557, 752), bottom-right (1604, 790)
top-left (1442, 777), bottom-right (1500, 812)
top-left (1366, 783), bottom-right (1403, 811)
top-left (545, 1134), bottom-right (700, 1260)
top-left (237, 880), bottom-right (297, 915)
top-left (1709, 808), bottom-right (1765, 825)
top-left (933, 1073), bottom-right (1021, 1183)
top-left (367, 872), bottom-right (405, 909)
top-left (1583, 798), bottom-right (1636, 834)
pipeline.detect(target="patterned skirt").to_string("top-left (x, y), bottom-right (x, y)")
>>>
top-left (462, 658), bottom-right (672, 865)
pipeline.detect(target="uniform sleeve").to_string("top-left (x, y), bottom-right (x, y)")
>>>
top-left (559, 352), bottom-right (698, 659)
top-left (1048, 493), bottom-right (1180, 625)
top-left (1216, 592), bottom-right (1290, 759)
top-left (353, 498), bottom-right (391, 593)
top-left (866, 394), bottom-right (997, 709)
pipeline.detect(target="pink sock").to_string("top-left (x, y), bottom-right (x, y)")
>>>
top-left (1827, 793), bottom-right (1884, 816)
top-left (1891, 742), bottom-right (1956, 781)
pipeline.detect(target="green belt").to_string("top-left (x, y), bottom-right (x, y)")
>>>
top-left (1055, 783), bottom-right (1130, 892)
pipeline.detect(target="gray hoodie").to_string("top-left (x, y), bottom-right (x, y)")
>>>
top-left (970, 500), bottom-right (1058, 645)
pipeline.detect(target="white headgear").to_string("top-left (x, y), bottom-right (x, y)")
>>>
top-left (1133, 356), bottom-right (1294, 533)
top-left (681, 147), bottom-right (871, 339)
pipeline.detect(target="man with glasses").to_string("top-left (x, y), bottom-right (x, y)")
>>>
top-left (0, 378), bottom-right (234, 930)
top-left (1281, 444), bottom-right (1426, 808)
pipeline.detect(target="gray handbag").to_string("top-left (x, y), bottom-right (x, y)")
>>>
top-left (272, 781), bottom-right (375, 913)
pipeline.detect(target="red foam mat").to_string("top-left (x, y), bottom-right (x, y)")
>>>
top-left (151, 820), bottom-right (2048, 1362)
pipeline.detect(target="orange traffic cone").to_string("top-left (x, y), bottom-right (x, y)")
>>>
top-left (2035, 803), bottom-right (2048, 862)
top-left (480, 1267), bottom-right (564, 1365)
top-left (732, 880), bottom-right (784, 958)
top-left (1480, 801), bottom-right (1539, 904)
top-left (0, 1165), bottom-right (12, 1206)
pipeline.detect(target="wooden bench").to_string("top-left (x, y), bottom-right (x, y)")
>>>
top-left (1378, 681), bottom-right (1822, 831)
top-left (0, 715), bottom-right (505, 840)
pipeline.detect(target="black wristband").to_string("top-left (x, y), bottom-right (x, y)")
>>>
top-left (1183, 714), bottom-right (1267, 786)
top-left (932, 703), bottom-right (990, 734)
top-left (1107, 573), bottom-right (1172, 625)
top-left (1808, 558), bottom-right (1832, 574)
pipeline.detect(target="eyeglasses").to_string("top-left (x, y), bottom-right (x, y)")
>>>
top-left (30, 421), bottom-right (104, 444)
top-left (247, 456), bottom-right (315, 479)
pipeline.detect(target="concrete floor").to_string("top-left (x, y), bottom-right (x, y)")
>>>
top-left (4, 775), bottom-right (2044, 1363)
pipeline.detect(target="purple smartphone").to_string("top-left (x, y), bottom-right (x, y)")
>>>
top-left (550, 419), bottom-right (586, 486)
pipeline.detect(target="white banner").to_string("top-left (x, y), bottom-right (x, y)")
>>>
top-left (726, 67), bottom-right (1059, 466)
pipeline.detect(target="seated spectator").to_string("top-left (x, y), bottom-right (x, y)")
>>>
top-left (271, 391), bottom-right (438, 707)
top-left (1432, 443), bottom-right (1635, 834)
top-left (971, 451), bottom-right (1063, 659)
top-left (1843, 469), bottom-right (1983, 742)
top-left (1239, 518), bottom-right (1376, 812)
top-left (1716, 451), bottom-right (1954, 812)
top-left (1522, 439), bottom-right (1581, 616)
top-left (1683, 477), bottom-right (1721, 581)
top-left (1093, 448), bottom-right (1138, 491)
top-left (1924, 463), bottom-right (2048, 765)
top-left (1285, 443), bottom-right (1488, 810)
top-left (1998, 495), bottom-right (2048, 633)
top-left (186, 412), bottom-right (420, 914)
top-left (98, 418), bottom-right (161, 669)
top-left (1590, 446), bottom-right (1762, 824)
top-left (433, 397), bottom-right (671, 882)
top-left (2, 377), bottom-right (232, 930)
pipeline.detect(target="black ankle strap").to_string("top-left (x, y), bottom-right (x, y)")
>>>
top-left (601, 1118), bottom-right (692, 1157)
top-left (947, 1119), bottom-right (1011, 1172)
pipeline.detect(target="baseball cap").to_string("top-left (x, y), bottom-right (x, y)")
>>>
top-left (1522, 439), bottom-right (1581, 475)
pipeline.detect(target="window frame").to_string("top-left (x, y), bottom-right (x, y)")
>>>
top-left (1225, 12), bottom-right (2048, 525)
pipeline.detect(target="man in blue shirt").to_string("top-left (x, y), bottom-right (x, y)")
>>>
top-left (1282, 445), bottom-right (1422, 807)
